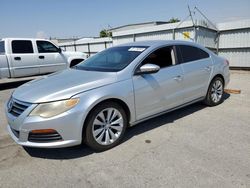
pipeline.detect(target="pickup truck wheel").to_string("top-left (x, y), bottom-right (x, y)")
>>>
top-left (204, 77), bottom-right (224, 106)
top-left (70, 59), bottom-right (84, 67)
top-left (84, 102), bottom-right (127, 151)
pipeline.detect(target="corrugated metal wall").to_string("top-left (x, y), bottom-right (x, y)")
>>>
top-left (135, 30), bottom-right (173, 41)
top-left (112, 35), bottom-right (134, 45)
top-left (59, 37), bottom-right (112, 56)
top-left (217, 20), bottom-right (250, 67)
top-left (196, 28), bottom-right (218, 49)
top-left (174, 28), bottom-right (195, 41)
top-left (59, 19), bottom-right (250, 67)
top-left (219, 49), bottom-right (250, 67)
top-left (219, 29), bottom-right (250, 49)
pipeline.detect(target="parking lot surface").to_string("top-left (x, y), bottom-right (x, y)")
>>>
top-left (0, 71), bottom-right (249, 188)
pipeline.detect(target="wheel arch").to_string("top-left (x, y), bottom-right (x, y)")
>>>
top-left (81, 98), bottom-right (131, 140)
top-left (206, 73), bottom-right (225, 94)
top-left (211, 74), bottom-right (225, 85)
top-left (204, 73), bottom-right (225, 106)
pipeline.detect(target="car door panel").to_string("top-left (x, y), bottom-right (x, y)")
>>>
top-left (176, 45), bottom-right (213, 103)
top-left (181, 59), bottom-right (212, 102)
top-left (10, 40), bottom-right (39, 77)
top-left (133, 65), bottom-right (184, 120)
top-left (36, 40), bottom-right (66, 74)
top-left (38, 53), bottom-right (66, 74)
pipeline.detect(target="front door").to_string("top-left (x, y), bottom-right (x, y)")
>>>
top-left (132, 46), bottom-right (184, 120)
top-left (36, 40), bottom-right (66, 74)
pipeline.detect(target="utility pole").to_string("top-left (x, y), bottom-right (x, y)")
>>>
top-left (188, 5), bottom-right (196, 42)
top-left (194, 7), bottom-right (219, 53)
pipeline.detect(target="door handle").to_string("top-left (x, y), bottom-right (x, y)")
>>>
top-left (39, 56), bottom-right (45, 59)
top-left (204, 66), bottom-right (211, 71)
top-left (173, 75), bottom-right (183, 81)
top-left (14, 57), bottom-right (21, 61)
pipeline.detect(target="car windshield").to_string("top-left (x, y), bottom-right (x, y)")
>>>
top-left (74, 46), bottom-right (148, 72)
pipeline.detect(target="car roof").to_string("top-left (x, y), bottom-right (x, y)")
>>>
top-left (117, 40), bottom-right (206, 49)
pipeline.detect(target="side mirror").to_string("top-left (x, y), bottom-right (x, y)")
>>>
top-left (58, 48), bottom-right (62, 53)
top-left (136, 64), bottom-right (160, 75)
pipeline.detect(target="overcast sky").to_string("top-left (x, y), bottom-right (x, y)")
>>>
top-left (1, 0), bottom-right (250, 39)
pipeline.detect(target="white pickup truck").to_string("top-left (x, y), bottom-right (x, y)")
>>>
top-left (0, 38), bottom-right (87, 78)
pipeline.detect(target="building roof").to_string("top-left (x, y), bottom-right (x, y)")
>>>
top-left (109, 21), bottom-right (170, 32)
top-left (217, 19), bottom-right (250, 31)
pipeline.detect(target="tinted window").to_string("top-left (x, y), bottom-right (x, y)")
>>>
top-left (199, 48), bottom-right (210, 59)
top-left (12, 40), bottom-right (33, 54)
top-left (75, 46), bottom-right (148, 72)
top-left (37, 41), bottom-right (59, 53)
top-left (0, 41), bottom-right (5, 54)
top-left (177, 45), bottom-right (209, 63)
top-left (141, 46), bottom-right (174, 68)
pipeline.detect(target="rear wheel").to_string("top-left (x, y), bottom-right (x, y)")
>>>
top-left (84, 102), bottom-right (127, 151)
top-left (204, 77), bottom-right (224, 106)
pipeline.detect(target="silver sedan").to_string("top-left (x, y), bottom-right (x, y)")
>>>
top-left (5, 40), bottom-right (230, 151)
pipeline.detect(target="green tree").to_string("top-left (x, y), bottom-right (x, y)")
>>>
top-left (168, 17), bottom-right (180, 23)
top-left (99, 29), bottom-right (112, 38)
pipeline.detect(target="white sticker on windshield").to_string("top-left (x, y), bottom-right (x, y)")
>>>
top-left (128, 47), bottom-right (146, 52)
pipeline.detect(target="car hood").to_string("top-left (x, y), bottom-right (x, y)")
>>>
top-left (62, 51), bottom-right (87, 58)
top-left (13, 69), bottom-right (117, 103)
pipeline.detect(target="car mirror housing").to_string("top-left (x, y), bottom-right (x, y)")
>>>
top-left (136, 64), bottom-right (160, 75)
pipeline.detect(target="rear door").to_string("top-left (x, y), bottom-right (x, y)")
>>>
top-left (36, 40), bottom-right (66, 74)
top-left (133, 46), bottom-right (184, 120)
top-left (9, 40), bottom-right (40, 77)
top-left (176, 45), bottom-right (212, 103)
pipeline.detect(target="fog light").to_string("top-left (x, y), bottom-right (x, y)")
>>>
top-left (31, 129), bottom-right (57, 134)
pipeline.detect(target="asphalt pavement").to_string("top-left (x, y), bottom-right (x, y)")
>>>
top-left (0, 71), bottom-right (249, 188)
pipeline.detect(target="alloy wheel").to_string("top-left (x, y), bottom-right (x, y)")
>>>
top-left (211, 80), bottom-right (223, 103)
top-left (92, 108), bottom-right (124, 145)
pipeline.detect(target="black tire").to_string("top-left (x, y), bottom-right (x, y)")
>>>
top-left (204, 77), bottom-right (224, 106)
top-left (84, 102), bottom-right (127, 151)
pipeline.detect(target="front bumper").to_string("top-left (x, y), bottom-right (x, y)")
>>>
top-left (5, 100), bottom-right (85, 148)
top-left (7, 125), bottom-right (80, 148)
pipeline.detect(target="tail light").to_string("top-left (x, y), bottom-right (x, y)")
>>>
top-left (225, 60), bottom-right (229, 66)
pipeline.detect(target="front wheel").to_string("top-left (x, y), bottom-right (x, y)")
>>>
top-left (204, 77), bottom-right (224, 106)
top-left (84, 102), bottom-right (127, 151)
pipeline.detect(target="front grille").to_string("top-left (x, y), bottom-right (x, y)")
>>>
top-left (10, 127), bottom-right (20, 138)
top-left (28, 132), bottom-right (63, 143)
top-left (8, 98), bottom-right (30, 117)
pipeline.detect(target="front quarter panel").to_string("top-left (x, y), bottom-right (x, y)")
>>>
top-left (63, 51), bottom-right (87, 65)
top-left (73, 79), bottom-right (135, 137)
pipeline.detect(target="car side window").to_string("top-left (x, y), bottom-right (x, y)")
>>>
top-left (36, 41), bottom-right (59, 53)
top-left (141, 46), bottom-right (175, 68)
top-left (12, 40), bottom-right (34, 54)
top-left (177, 45), bottom-right (209, 63)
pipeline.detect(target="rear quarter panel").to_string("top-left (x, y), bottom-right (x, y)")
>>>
top-left (210, 54), bottom-right (230, 87)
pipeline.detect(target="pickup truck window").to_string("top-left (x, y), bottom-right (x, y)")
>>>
top-left (12, 40), bottom-right (34, 54)
top-left (0, 41), bottom-right (5, 54)
top-left (37, 41), bottom-right (59, 53)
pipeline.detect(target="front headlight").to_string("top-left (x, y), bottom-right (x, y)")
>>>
top-left (29, 98), bottom-right (79, 118)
